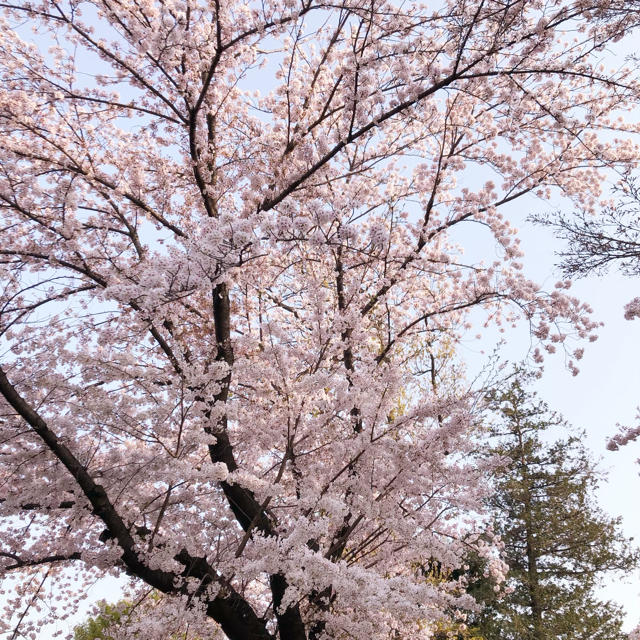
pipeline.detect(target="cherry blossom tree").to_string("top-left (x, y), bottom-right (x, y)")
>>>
top-left (1, 1), bottom-right (640, 638)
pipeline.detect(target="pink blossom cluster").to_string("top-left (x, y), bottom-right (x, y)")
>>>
top-left (607, 413), bottom-right (640, 451)
top-left (624, 297), bottom-right (640, 321)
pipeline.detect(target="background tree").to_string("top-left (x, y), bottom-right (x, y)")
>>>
top-left (535, 177), bottom-right (640, 281)
top-left (1, 1), bottom-right (640, 639)
top-left (73, 601), bottom-right (132, 640)
top-left (475, 374), bottom-right (639, 640)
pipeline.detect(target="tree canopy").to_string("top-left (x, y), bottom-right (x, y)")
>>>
top-left (1, 1), bottom-right (640, 638)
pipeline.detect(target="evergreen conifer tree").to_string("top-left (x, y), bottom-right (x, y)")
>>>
top-left (475, 374), bottom-right (639, 640)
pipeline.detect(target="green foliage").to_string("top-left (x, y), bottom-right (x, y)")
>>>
top-left (74, 601), bottom-right (132, 640)
top-left (476, 372), bottom-right (639, 640)
top-left (72, 595), bottom-right (209, 640)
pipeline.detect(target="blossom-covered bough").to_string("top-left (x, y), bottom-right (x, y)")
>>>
top-left (0, 1), bottom-right (639, 638)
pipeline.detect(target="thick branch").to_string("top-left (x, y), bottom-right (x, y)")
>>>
top-left (0, 365), bottom-right (271, 640)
